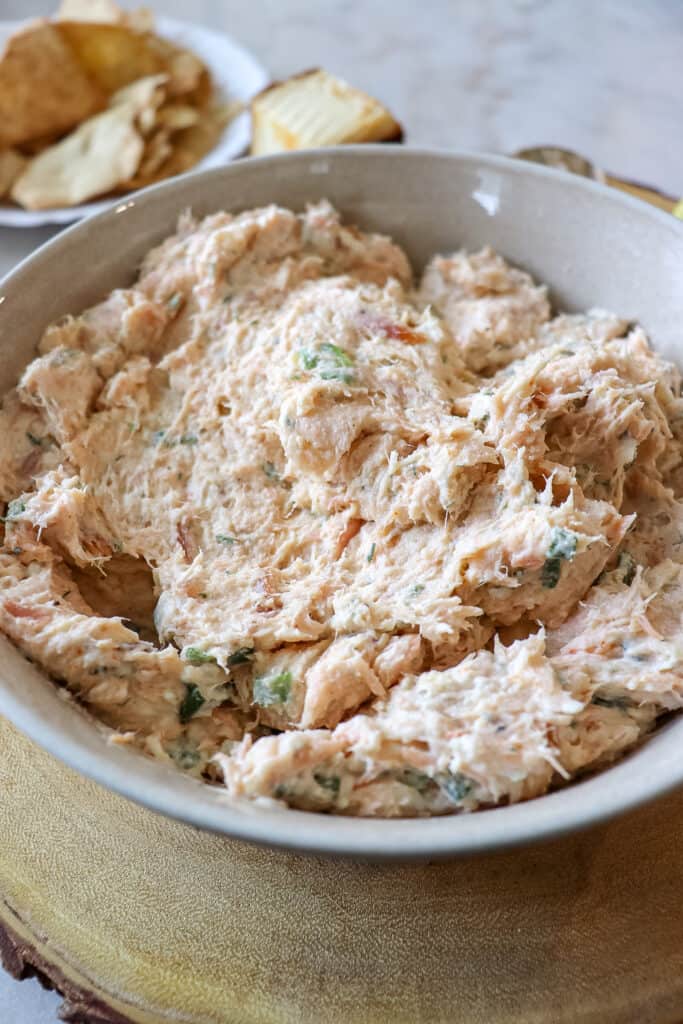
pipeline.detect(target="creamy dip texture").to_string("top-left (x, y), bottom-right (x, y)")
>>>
top-left (2, 202), bottom-right (683, 817)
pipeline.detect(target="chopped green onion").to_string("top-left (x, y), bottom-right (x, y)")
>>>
top-left (396, 768), bottom-right (433, 793)
top-left (320, 368), bottom-right (354, 383)
top-left (319, 342), bottom-right (354, 366)
top-left (2, 499), bottom-right (25, 521)
top-left (439, 771), bottom-right (474, 803)
top-left (166, 292), bottom-right (184, 314)
top-left (226, 646), bottom-right (254, 666)
top-left (367, 542), bottom-right (376, 563)
top-left (591, 694), bottom-right (631, 710)
top-left (179, 683), bottom-right (205, 723)
top-left (184, 647), bottom-right (217, 666)
top-left (299, 343), bottom-right (355, 384)
top-left (299, 349), bottom-right (318, 370)
top-left (253, 670), bottom-right (292, 706)
top-left (313, 772), bottom-right (341, 796)
top-left (617, 551), bottom-right (637, 586)
top-left (541, 528), bottom-right (578, 589)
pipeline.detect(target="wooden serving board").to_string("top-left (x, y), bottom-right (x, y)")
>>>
top-left (1, 714), bottom-right (682, 1024)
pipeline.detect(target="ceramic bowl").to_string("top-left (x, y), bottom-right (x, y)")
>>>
top-left (1, 147), bottom-right (682, 860)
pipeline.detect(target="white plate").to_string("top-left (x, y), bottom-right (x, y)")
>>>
top-left (0, 16), bottom-right (269, 228)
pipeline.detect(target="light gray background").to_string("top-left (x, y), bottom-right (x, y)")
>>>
top-left (0, 0), bottom-right (681, 1019)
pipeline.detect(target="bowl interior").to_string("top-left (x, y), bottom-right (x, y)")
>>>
top-left (2, 147), bottom-right (683, 859)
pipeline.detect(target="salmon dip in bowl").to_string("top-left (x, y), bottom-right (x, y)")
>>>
top-left (1, 149), bottom-right (683, 858)
top-left (3, 179), bottom-right (683, 825)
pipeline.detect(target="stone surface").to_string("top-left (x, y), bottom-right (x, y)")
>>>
top-left (0, 2), bottom-right (681, 1020)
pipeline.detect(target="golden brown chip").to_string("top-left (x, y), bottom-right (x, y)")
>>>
top-left (117, 104), bottom-right (228, 193)
top-left (123, 129), bottom-right (173, 189)
top-left (56, 21), bottom-right (166, 94)
top-left (250, 69), bottom-right (403, 155)
top-left (160, 106), bottom-right (230, 173)
top-left (56, 20), bottom-right (210, 102)
top-left (164, 49), bottom-right (206, 97)
top-left (111, 73), bottom-right (168, 133)
top-left (0, 149), bottom-right (27, 198)
top-left (56, 0), bottom-right (154, 32)
top-left (11, 102), bottom-right (145, 210)
top-left (0, 20), bottom-right (103, 148)
top-left (156, 104), bottom-right (200, 131)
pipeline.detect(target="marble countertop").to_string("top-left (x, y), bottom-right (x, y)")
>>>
top-left (0, 1), bottom-right (681, 1019)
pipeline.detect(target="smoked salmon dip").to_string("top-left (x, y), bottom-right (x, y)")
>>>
top-left (2, 201), bottom-right (683, 817)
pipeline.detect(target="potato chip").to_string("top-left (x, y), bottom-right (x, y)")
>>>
top-left (165, 50), bottom-right (206, 97)
top-left (111, 73), bottom-right (168, 133)
top-left (0, 20), bottom-right (103, 147)
top-left (156, 104), bottom-right (200, 131)
top-left (56, 0), bottom-right (154, 32)
top-left (56, 20), bottom-right (210, 101)
top-left (250, 69), bottom-right (402, 155)
top-left (56, 21), bottom-right (166, 94)
top-left (0, 149), bottom-right (27, 198)
top-left (155, 104), bottom-right (230, 176)
top-left (11, 101), bottom-right (144, 210)
top-left (123, 129), bottom-right (173, 189)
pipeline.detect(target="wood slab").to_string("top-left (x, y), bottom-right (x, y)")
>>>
top-left (1, 714), bottom-right (682, 1023)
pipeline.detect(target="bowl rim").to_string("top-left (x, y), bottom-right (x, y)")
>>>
top-left (2, 145), bottom-right (683, 861)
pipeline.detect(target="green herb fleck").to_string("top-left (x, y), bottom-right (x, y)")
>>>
top-left (3, 499), bottom-right (25, 521)
top-left (397, 768), bottom-right (433, 793)
top-left (299, 343), bottom-right (355, 383)
top-left (591, 694), bottom-right (631, 710)
top-left (313, 772), bottom-right (341, 796)
top-left (151, 429), bottom-right (166, 445)
top-left (319, 342), bottom-right (353, 366)
top-left (216, 534), bottom-right (237, 546)
top-left (541, 528), bottom-right (578, 589)
top-left (170, 744), bottom-right (201, 770)
top-left (367, 542), bottom-right (376, 564)
top-left (320, 368), bottom-right (354, 383)
top-left (179, 683), bottom-right (205, 723)
top-left (26, 431), bottom-right (43, 446)
top-left (166, 291), bottom-right (184, 314)
top-left (179, 434), bottom-right (198, 445)
top-left (184, 647), bottom-right (217, 666)
top-left (617, 551), bottom-right (637, 586)
top-left (253, 670), bottom-right (292, 706)
top-left (300, 349), bottom-right (319, 370)
top-left (406, 583), bottom-right (425, 599)
top-left (227, 646), bottom-right (254, 666)
top-left (439, 771), bottom-right (474, 803)
top-left (263, 461), bottom-right (281, 482)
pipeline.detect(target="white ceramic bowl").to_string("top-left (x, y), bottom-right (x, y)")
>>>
top-left (1, 148), bottom-right (683, 860)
